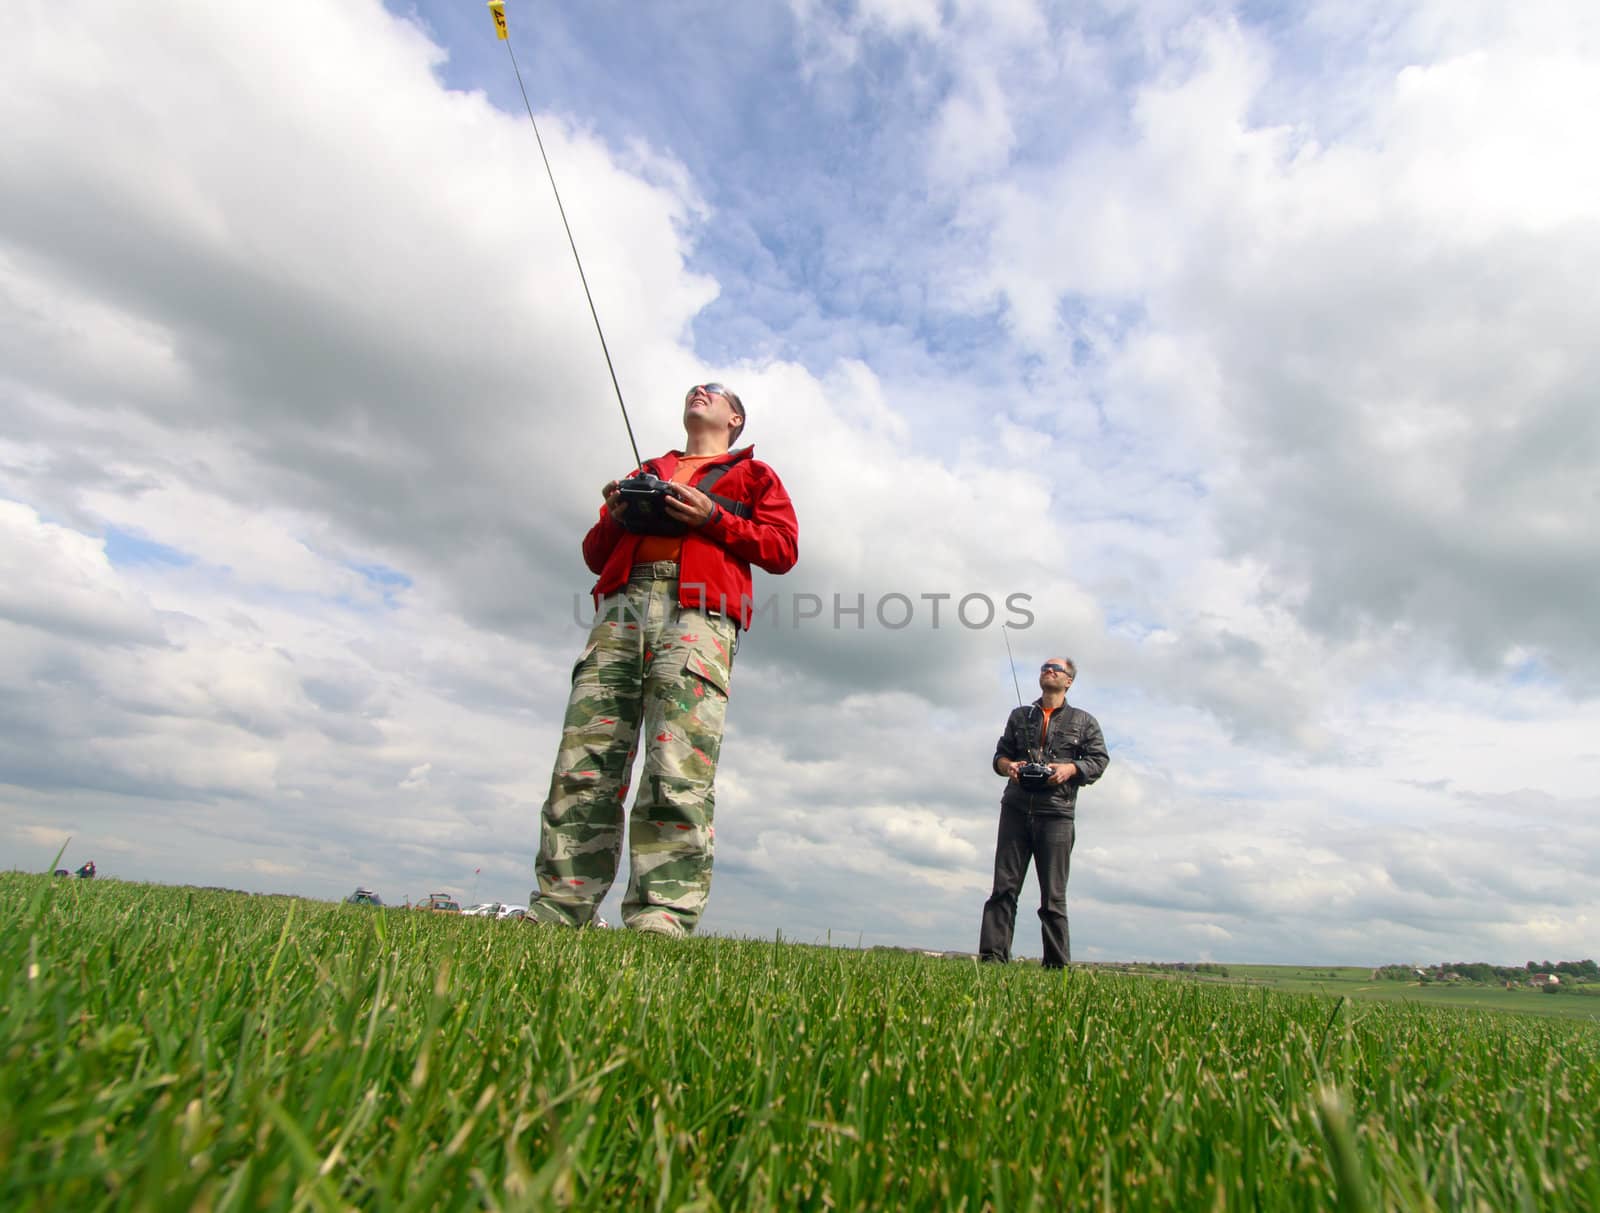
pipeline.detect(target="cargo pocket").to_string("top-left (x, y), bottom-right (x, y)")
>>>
top-left (570, 642), bottom-right (599, 689)
top-left (645, 623), bottom-right (732, 782)
top-left (683, 642), bottom-right (731, 701)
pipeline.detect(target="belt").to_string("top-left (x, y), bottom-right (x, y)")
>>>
top-left (628, 560), bottom-right (681, 581)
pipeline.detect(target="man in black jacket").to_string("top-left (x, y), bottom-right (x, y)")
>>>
top-left (978, 656), bottom-right (1109, 968)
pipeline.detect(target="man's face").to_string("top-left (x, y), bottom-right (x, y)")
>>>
top-left (684, 383), bottom-right (743, 437)
top-left (1038, 658), bottom-right (1074, 692)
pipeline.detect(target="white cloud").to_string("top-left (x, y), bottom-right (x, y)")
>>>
top-left (226, 857), bottom-right (304, 879)
top-left (0, 502), bottom-right (165, 645)
top-left (868, 808), bottom-right (980, 867)
top-left (943, 5), bottom-right (1600, 693)
top-left (859, 0), bottom-right (943, 37)
top-left (929, 70), bottom-right (1016, 183)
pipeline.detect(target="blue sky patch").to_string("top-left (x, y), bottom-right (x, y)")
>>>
top-left (103, 527), bottom-right (193, 569)
top-left (350, 562), bottom-right (412, 591)
top-left (343, 563), bottom-right (413, 611)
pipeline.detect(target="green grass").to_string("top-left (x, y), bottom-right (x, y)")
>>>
top-left (1198, 965), bottom-right (1600, 1021)
top-left (4, 873), bottom-right (1598, 1210)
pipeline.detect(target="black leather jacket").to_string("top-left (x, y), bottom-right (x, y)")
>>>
top-left (994, 699), bottom-right (1109, 817)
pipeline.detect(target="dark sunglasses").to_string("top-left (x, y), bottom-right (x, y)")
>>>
top-left (1041, 663), bottom-right (1071, 675)
top-left (689, 383), bottom-right (732, 401)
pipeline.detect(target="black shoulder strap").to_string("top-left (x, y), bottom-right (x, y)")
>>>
top-left (694, 462), bottom-right (753, 519)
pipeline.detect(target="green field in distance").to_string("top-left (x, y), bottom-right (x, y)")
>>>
top-left (1098, 961), bottom-right (1600, 1021)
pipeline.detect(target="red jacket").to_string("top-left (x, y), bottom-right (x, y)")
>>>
top-left (582, 446), bottom-right (799, 629)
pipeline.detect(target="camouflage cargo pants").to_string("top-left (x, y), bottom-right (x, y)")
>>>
top-left (531, 562), bottom-right (737, 936)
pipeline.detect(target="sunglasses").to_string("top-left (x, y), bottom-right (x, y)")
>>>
top-left (1040, 663), bottom-right (1071, 675)
top-left (688, 383), bottom-right (732, 401)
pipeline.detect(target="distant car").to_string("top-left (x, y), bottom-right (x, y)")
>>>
top-left (462, 902), bottom-right (504, 917)
top-left (417, 893), bottom-right (461, 913)
top-left (345, 887), bottom-right (383, 906)
top-left (496, 904), bottom-right (528, 920)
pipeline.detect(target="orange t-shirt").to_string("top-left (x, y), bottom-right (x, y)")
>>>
top-left (1038, 705), bottom-right (1056, 753)
top-left (632, 455), bottom-right (719, 564)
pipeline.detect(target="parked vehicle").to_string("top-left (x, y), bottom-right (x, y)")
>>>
top-left (416, 892), bottom-right (461, 913)
top-left (462, 902), bottom-right (504, 917)
top-left (496, 904), bottom-right (529, 920)
top-left (345, 887), bottom-right (383, 906)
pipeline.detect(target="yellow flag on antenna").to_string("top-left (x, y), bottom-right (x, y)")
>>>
top-left (488, 0), bottom-right (508, 40)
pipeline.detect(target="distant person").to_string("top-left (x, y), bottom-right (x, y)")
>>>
top-left (76, 859), bottom-right (96, 879)
top-left (979, 656), bottom-right (1108, 968)
top-left (529, 382), bottom-right (799, 937)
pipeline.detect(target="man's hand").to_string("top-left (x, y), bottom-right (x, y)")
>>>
top-left (1048, 762), bottom-right (1078, 785)
top-left (1001, 758), bottom-right (1021, 782)
top-left (664, 482), bottom-right (719, 528)
top-left (602, 480), bottom-right (625, 522)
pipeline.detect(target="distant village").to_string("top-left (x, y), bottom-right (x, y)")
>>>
top-left (1372, 959), bottom-right (1598, 992)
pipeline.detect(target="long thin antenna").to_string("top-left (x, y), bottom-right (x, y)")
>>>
top-left (498, 26), bottom-right (643, 468)
top-left (1001, 622), bottom-right (1024, 707)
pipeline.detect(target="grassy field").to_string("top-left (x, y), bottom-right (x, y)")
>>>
top-left (4, 874), bottom-right (1598, 1210)
top-left (1113, 963), bottom-right (1600, 1021)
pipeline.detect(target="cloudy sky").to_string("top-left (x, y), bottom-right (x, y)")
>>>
top-left (4, 0), bottom-right (1597, 964)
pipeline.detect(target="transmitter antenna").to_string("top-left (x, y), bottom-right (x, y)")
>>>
top-left (490, 1), bottom-right (642, 467)
top-left (1001, 622), bottom-right (1025, 707)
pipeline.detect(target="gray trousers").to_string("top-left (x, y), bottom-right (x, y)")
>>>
top-left (978, 803), bottom-right (1075, 968)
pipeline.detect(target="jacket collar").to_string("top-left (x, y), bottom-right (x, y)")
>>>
top-left (646, 445), bottom-right (754, 477)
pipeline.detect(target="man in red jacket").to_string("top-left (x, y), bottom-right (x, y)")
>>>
top-left (529, 383), bottom-right (799, 937)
